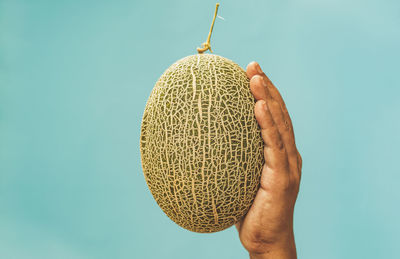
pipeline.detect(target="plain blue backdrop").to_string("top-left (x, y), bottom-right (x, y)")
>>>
top-left (1, 0), bottom-right (399, 258)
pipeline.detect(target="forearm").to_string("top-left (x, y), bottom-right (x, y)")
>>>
top-left (249, 232), bottom-right (297, 259)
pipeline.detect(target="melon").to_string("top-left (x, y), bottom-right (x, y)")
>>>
top-left (140, 53), bottom-right (264, 233)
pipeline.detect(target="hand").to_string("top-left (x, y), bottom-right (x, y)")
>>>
top-left (236, 62), bottom-right (302, 259)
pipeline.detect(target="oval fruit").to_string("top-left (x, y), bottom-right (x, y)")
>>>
top-left (140, 54), bottom-right (264, 233)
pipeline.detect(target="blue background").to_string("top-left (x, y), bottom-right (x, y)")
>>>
top-left (1, 0), bottom-right (399, 258)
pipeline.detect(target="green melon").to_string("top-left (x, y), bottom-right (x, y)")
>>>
top-left (140, 53), bottom-right (264, 233)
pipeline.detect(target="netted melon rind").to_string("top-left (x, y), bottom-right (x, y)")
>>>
top-left (140, 54), bottom-right (264, 233)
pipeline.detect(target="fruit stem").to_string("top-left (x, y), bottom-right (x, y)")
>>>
top-left (197, 3), bottom-right (220, 54)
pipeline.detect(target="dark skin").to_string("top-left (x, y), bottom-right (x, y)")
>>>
top-left (236, 62), bottom-right (302, 259)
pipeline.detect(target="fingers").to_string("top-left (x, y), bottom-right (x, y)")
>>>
top-left (249, 62), bottom-right (300, 174)
top-left (254, 100), bottom-right (288, 171)
top-left (246, 61), bottom-right (263, 79)
top-left (251, 74), bottom-right (297, 157)
top-left (250, 75), bottom-right (269, 101)
top-left (264, 77), bottom-right (295, 142)
top-left (247, 62), bottom-right (294, 140)
top-left (267, 99), bottom-right (298, 159)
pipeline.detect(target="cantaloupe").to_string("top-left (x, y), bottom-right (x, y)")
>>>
top-left (140, 3), bottom-right (264, 233)
top-left (140, 54), bottom-right (264, 233)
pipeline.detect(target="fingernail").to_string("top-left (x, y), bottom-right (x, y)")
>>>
top-left (256, 63), bottom-right (263, 74)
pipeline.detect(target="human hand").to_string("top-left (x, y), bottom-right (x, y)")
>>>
top-left (236, 62), bottom-right (302, 259)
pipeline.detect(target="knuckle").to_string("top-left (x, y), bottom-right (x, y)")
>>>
top-left (274, 138), bottom-right (285, 151)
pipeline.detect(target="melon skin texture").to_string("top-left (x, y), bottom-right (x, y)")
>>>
top-left (140, 54), bottom-right (264, 233)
